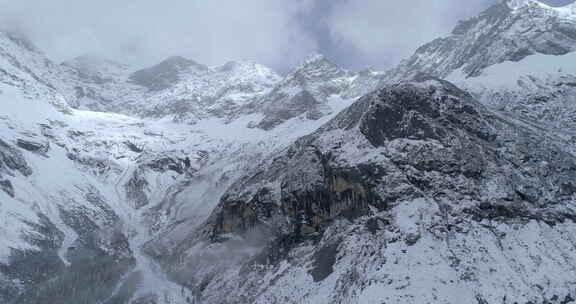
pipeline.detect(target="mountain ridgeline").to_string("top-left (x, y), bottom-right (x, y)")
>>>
top-left (1, 0), bottom-right (576, 303)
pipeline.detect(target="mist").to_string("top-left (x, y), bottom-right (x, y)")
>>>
top-left (0, 0), bottom-right (574, 71)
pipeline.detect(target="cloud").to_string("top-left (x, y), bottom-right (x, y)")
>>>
top-left (1, 0), bottom-right (572, 71)
top-left (0, 0), bottom-right (318, 70)
top-left (323, 0), bottom-right (498, 68)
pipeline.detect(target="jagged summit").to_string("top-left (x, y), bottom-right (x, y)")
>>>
top-left (296, 52), bottom-right (340, 68)
top-left (291, 52), bottom-right (349, 82)
top-left (248, 52), bottom-right (384, 130)
top-left (388, 0), bottom-right (576, 80)
top-left (128, 55), bottom-right (208, 91)
top-left (301, 52), bottom-right (328, 65)
top-left (506, 0), bottom-right (546, 10)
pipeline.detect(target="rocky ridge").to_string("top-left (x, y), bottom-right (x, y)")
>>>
top-left (388, 0), bottom-right (576, 80)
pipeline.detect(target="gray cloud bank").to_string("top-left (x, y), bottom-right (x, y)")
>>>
top-left (0, 0), bottom-right (573, 71)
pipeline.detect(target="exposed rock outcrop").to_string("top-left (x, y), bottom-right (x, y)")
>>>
top-left (169, 78), bottom-right (576, 304)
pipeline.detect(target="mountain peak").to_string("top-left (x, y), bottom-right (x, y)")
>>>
top-left (217, 60), bottom-right (244, 71)
top-left (294, 53), bottom-right (346, 76)
top-left (506, 0), bottom-right (543, 10)
top-left (302, 52), bottom-right (327, 65)
top-left (158, 55), bottom-right (208, 71)
top-left (217, 60), bottom-right (266, 72)
top-left (129, 56), bottom-right (208, 91)
top-left (390, 0), bottom-right (576, 80)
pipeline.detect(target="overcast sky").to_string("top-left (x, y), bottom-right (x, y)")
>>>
top-left (0, 0), bottom-right (573, 72)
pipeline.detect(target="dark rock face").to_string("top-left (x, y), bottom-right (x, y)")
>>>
top-left (212, 79), bottom-right (576, 241)
top-left (249, 55), bottom-right (357, 129)
top-left (16, 138), bottom-right (50, 154)
top-left (125, 168), bottom-right (150, 209)
top-left (9, 208), bottom-right (133, 304)
top-left (66, 152), bottom-right (117, 176)
top-left (124, 152), bottom-right (194, 209)
top-left (309, 240), bottom-right (340, 282)
top-left (345, 80), bottom-right (576, 211)
top-left (0, 139), bottom-right (33, 177)
top-left (12, 253), bottom-right (134, 304)
top-left (212, 142), bottom-right (385, 239)
top-left (123, 140), bottom-right (144, 153)
top-left (171, 79), bottom-right (576, 303)
top-left (129, 56), bottom-right (208, 91)
top-left (160, 77), bottom-right (576, 303)
top-left (145, 155), bottom-right (190, 175)
top-left (0, 214), bottom-right (65, 303)
top-left (257, 90), bottom-right (321, 130)
top-left (215, 188), bottom-right (278, 236)
top-left (0, 183), bottom-right (134, 303)
top-left (0, 179), bottom-right (14, 197)
top-left (359, 80), bottom-right (493, 145)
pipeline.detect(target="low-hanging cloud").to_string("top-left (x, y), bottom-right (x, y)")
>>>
top-left (0, 0), bottom-right (318, 70)
top-left (323, 0), bottom-right (499, 68)
top-left (0, 0), bottom-right (572, 71)
top-left (324, 0), bottom-right (575, 69)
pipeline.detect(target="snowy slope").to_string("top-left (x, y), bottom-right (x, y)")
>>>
top-left (0, 29), bottom-right (201, 303)
top-left (388, 0), bottom-right (576, 145)
top-left (0, 77), bottom-right (197, 303)
top-left (448, 51), bottom-right (576, 149)
top-left (0, 29), bottom-right (369, 303)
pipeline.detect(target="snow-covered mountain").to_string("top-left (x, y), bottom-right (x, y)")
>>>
top-left (448, 52), bottom-right (576, 145)
top-left (61, 52), bottom-right (385, 128)
top-left (59, 54), bottom-right (282, 124)
top-left (161, 78), bottom-right (576, 304)
top-left (127, 57), bottom-right (282, 123)
top-left (389, 0), bottom-right (576, 80)
top-left (0, 26), bottom-right (369, 303)
top-left (0, 29), bottom-right (202, 303)
top-left (2, 0), bottom-right (576, 303)
top-left (389, 0), bottom-right (576, 150)
top-left (244, 54), bottom-right (385, 130)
